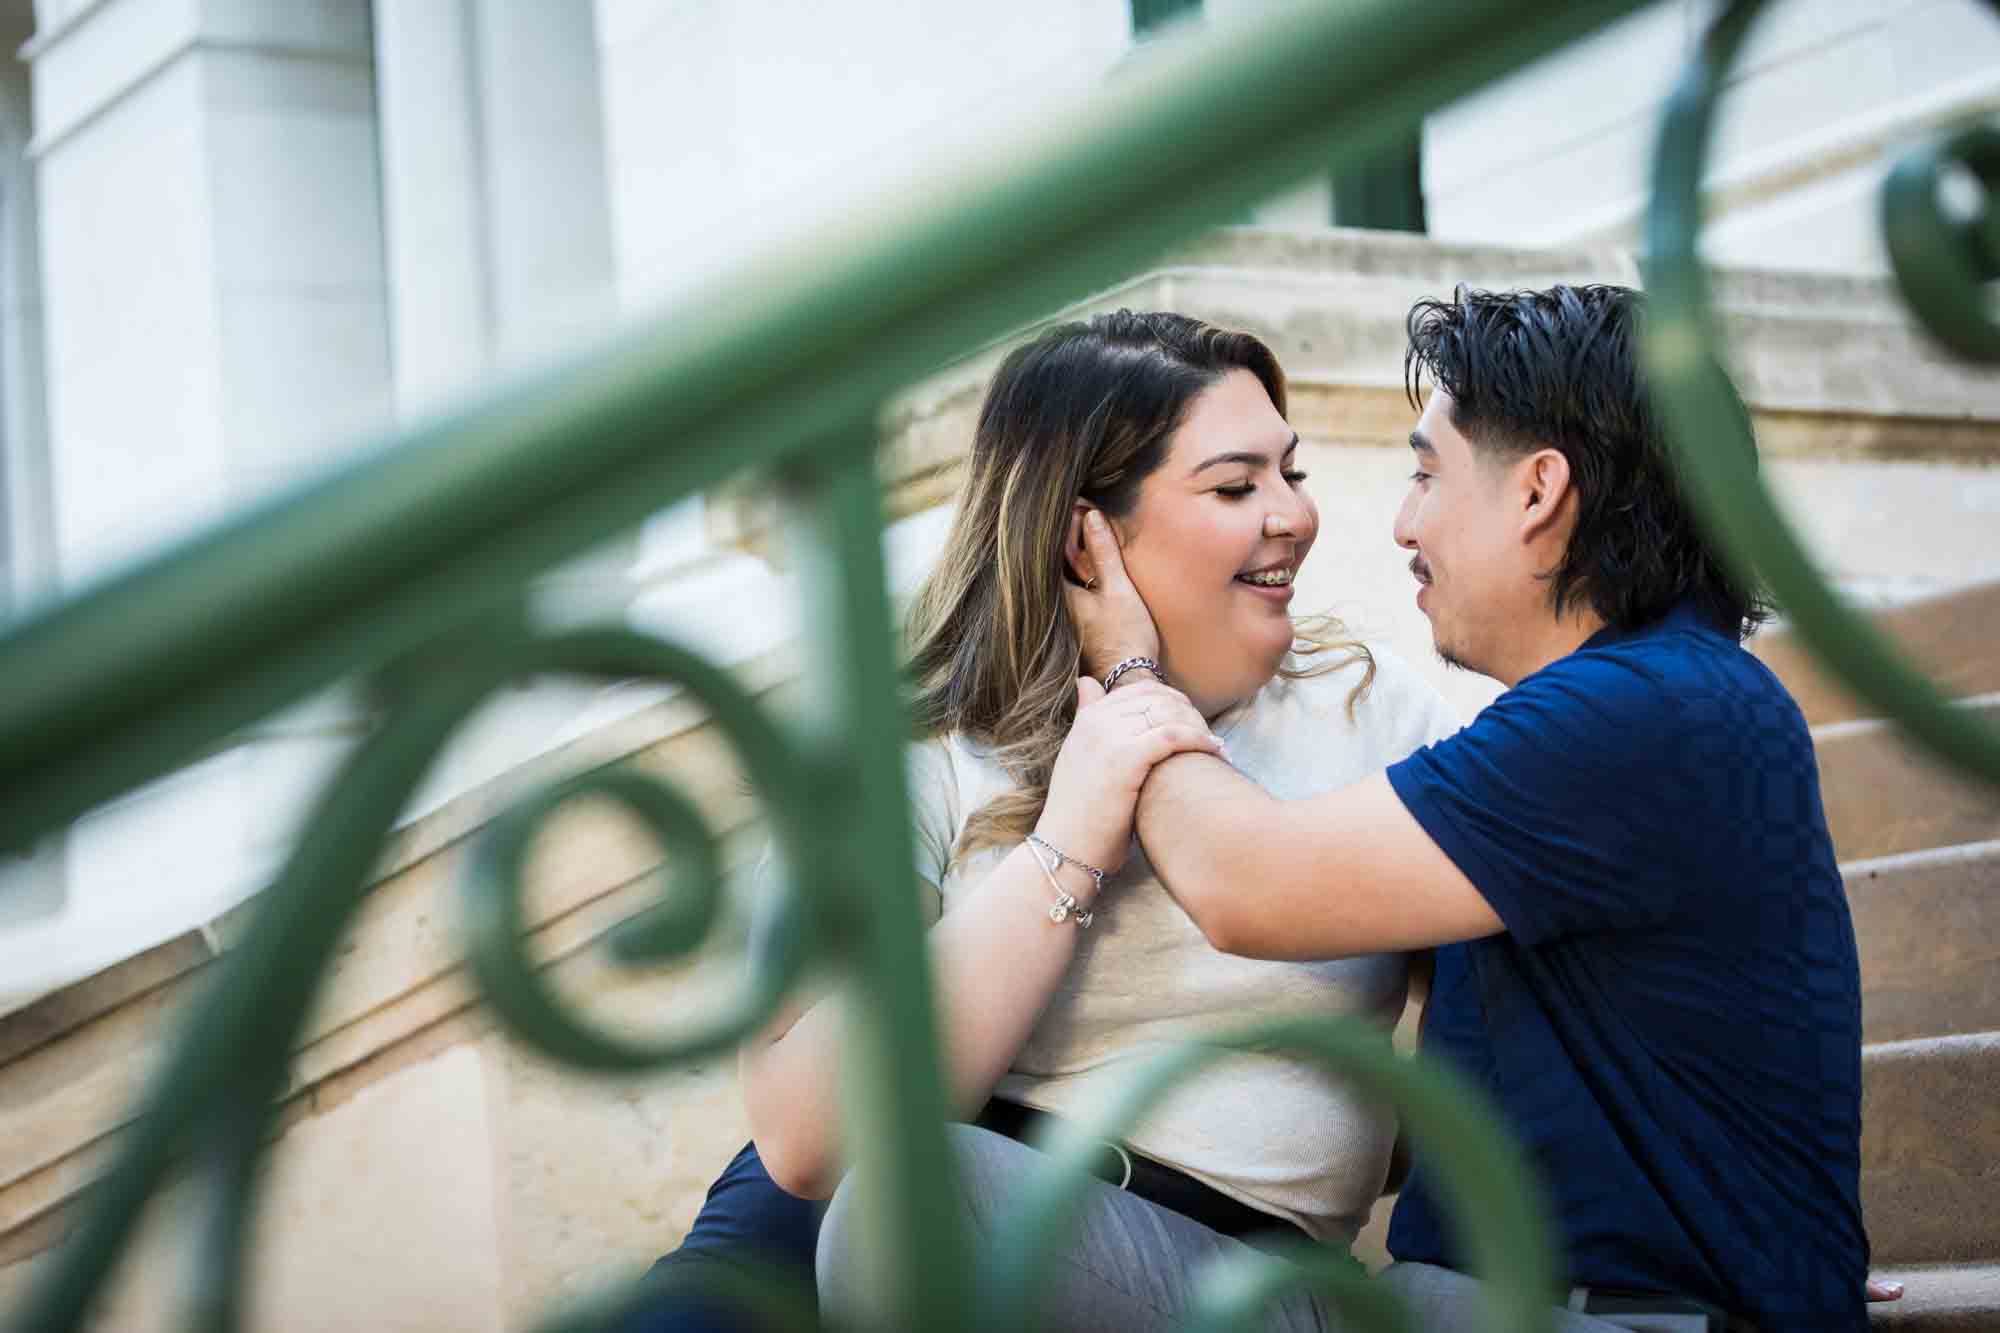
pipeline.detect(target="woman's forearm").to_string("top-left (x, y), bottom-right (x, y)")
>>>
top-left (739, 842), bottom-right (1094, 1199)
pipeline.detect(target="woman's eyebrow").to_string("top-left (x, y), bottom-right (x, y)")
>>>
top-left (1188, 433), bottom-right (1300, 476)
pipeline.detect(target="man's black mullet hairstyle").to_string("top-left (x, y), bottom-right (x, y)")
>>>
top-left (1404, 283), bottom-right (1771, 641)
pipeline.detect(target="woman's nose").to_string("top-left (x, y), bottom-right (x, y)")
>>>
top-left (1264, 490), bottom-right (1309, 538)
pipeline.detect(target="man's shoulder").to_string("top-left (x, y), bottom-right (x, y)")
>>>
top-left (1527, 613), bottom-right (1797, 729)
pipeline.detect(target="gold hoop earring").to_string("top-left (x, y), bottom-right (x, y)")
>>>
top-left (1084, 576), bottom-right (1098, 590)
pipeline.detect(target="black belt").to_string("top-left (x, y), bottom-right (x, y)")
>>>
top-left (1569, 1285), bottom-right (1760, 1333)
top-left (974, 1098), bottom-right (1309, 1247)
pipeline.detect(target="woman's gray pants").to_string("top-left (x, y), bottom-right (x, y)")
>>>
top-left (817, 1124), bottom-right (1625, 1331)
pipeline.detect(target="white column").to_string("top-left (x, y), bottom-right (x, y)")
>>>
top-left (0, 8), bottom-right (65, 934)
top-left (374, 0), bottom-right (617, 408)
top-left (370, 0), bottom-right (643, 815)
top-left (5, 0), bottom-right (393, 1008)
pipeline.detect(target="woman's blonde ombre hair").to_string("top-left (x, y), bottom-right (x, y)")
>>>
top-left (905, 311), bottom-right (1374, 865)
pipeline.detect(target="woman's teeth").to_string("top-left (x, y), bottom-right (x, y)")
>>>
top-left (1237, 569), bottom-right (1293, 587)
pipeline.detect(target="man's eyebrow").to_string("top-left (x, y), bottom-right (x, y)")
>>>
top-left (1190, 433), bottom-right (1300, 475)
top-left (1409, 431), bottom-right (1437, 456)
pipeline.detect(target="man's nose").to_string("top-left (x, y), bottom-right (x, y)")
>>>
top-left (1393, 491), bottom-right (1418, 549)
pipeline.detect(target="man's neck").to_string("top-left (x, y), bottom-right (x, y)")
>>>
top-left (1489, 608), bottom-right (1608, 689)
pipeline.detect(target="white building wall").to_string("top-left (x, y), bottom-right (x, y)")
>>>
top-left (594, 0), bottom-right (1135, 308)
top-left (1425, 0), bottom-right (2000, 272)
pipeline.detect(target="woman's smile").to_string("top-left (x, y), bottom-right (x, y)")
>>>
top-left (1235, 560), bottom-right (1297, 603)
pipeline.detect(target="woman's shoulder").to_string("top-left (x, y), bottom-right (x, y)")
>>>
top-left (905, 731), bottom-right (1015, 815)
top-left (1266, 640), bottom-right (1460, 746)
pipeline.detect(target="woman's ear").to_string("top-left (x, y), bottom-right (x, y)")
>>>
top-left (1064, 502), bottom-right (1096, 587)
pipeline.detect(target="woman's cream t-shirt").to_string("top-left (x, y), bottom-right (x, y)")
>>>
top-left (906, 645), bottom-right (1462, 1244)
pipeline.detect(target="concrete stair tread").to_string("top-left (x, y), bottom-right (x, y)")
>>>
top-left (1813, 693), bottom-right (2000, 862)
top-left (1757, 580), bottom-right (2000, 729)
top-left (1866, 1263), bottom-right (2000, 1329)
top-left (1843, 838), bottom-right (2000, 1044)
top-left (1862, 1031), bottom-right (2000, 1267)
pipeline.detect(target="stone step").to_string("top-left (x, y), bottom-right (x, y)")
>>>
top-left (1360, 1036), bottom-right (2000, 1280)
top-left (1846, 840), bottom-right (2000, 1045)
top-left (1867, 1264), bottom-right (2000, 1330)
top-left (1755, 581), bottom-right (2000, 730)
top-left (1862, 1032), bottom-right (2000, 1267)
top-left (1815, 694), bottom-right (2000, 862)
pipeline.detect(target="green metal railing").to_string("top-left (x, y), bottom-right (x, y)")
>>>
top-left (1, 0), bottom-right (1993, 1327)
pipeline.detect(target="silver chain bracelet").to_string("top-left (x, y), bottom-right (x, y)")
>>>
top-left (1025, 832), bottom-right (1103, 929)
top-left (1101, 656), bottom-right (1165, 693)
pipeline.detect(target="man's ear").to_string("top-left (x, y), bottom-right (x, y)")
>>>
top-left (1064, 502), bottom-right (1095, 586)
top-left (1518, 448), bottom-right (1574, 544)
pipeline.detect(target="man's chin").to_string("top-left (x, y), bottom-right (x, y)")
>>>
top-left (1431, 632), bottom-right (1476, 675)
top-left (1435, 645), bottom-right (1476, 674)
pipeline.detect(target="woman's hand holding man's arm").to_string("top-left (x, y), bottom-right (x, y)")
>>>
top-left (740, 666), bottom-right (1221, 1200)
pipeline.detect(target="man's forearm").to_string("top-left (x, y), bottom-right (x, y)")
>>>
top-left (1133, 751), bottom-right (1280, 951)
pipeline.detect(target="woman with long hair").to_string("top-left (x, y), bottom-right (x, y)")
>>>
top-left (632, 310), bottom-right (1462, 1332)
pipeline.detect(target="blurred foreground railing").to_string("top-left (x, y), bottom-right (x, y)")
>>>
top-left (1, 0), bottom-right (1994, 1328)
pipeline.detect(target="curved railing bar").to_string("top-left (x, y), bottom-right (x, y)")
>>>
top-left (6, 619), bottom-right (839, 1332)
top-left (458, 629), bottom-right (821, 1072)
top-left (0, 0), bottom-right (1660, 856)
top-left (1883, 120), bottom-right (2000, 365)
top-left (9, 638), bottom-right (501, 1332)
top-left (982, 1018), bottom-right (1556, 1333)
top-left (1644, 0), bottom-right (2000, 789)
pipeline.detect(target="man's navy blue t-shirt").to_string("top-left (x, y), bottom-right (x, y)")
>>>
top-left (1383, 604), bottom-right (1866, 1332)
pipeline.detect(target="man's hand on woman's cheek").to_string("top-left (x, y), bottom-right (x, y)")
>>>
top-left (1065, 509), bottom-right (1162, 681)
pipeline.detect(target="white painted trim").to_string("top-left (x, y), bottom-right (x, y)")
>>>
top-left (1489, 62), bottom-right (2000, 250)
top-left (17, 0), bottom-right (116, 61)
top-left (28, 37), bottom-right (371, 160)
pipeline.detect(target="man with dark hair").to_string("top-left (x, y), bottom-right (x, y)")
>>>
top-left (1069, 283), bottom-right (1868, 1331)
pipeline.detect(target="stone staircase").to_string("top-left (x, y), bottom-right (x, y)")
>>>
top-left (1750, 580), bottom-right (2000, 1330)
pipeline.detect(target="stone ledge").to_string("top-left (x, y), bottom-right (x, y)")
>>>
top-left (710, 227), bottom-right (2000, 560)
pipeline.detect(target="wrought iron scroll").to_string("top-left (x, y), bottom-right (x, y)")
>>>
top-left (1645, 0), bottom-right (2000, 789)
top-left (5, 0), bottom-right (1998, 1328)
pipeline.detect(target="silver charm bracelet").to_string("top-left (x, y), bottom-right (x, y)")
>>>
top-left (1025, 832), bottom-right (1104, 929)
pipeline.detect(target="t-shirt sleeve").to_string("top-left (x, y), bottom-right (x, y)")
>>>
top-left (1384, 651), bottom-right (1692, 947)
top-left (903, 738), bottom-right (955, 926)
top-left (749, 739), bottom-right (951, 928)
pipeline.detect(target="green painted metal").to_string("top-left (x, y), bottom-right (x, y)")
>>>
top-left (1644, 0), bottom-right (2000, 790)
top-left (0, 0), bottom-right (1662, 858)
top-left (1, 0), bottom-right (1994, 1328)
top-left (1882, 120), bottom-right (2000, 364)
top-left (1131, 0), bottom-right (1203, 38)
top-left (1332, 126), bottom-right (1427, 233)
